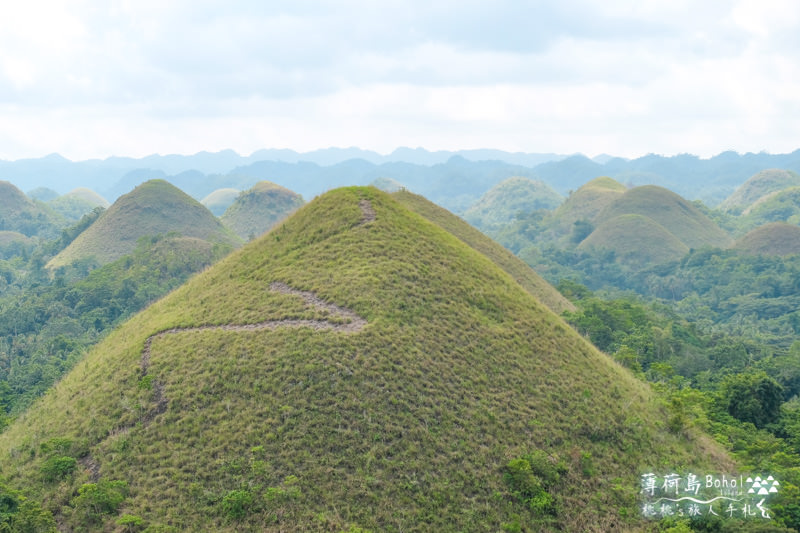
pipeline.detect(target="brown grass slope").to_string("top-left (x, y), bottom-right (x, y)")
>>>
top-left (0, 187), bottom-right (730, 532)
top-left (578, 213), bottom-right (690, 266)
top-left (720, 169), bottom-right (800, 213)
top-left (46, 179), bottom-right (241, 269)
top-left (734, 222), bottom-right (800, 256)
top-left (597, 185), bottom-right (733, 250)
top-left (221, 181), bottom-right (304, 240)
top-left (393, 188), bottom-right (575, 314)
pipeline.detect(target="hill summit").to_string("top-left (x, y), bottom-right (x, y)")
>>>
top-left (46, 179), bottom-right (241, 269)
top-left (1, 187), bottom-right (729, 531)
top-left (221, 181), bottom-right (304, 240)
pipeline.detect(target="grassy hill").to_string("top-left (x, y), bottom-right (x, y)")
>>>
top-left (595, 185), bottom-right (733, 250)
top-left (578, 213), bottom-right (690, 266)
top-left (547, 177), bottom-right (627, 240)
top-left (46, 179), bottom-right (241, 270)
top-left (201, 188), bottom-right (240, 216)
top-left (370, 177), bottom-right (406, 192)
top-left (0, 187), bottom-right (730, 531)
top-left (463, 177), bottom-right (562, 233)
top-left (221, 181), bottom-right (304, 240)
top-left (48, 188), bottom-right (110, 221)
top-left (0, 180), bottom-right (66, 239)
top-left (734, 222), bottom-right (800, 256)
top-left (392, 189), bottom-right (574, 314)
top-left (720, 169), bottom-right (800, 214)
top-left (737, 187), bottom-right (800, 234)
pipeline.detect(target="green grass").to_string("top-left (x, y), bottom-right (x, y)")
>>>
top-left (221, 181), bottom-right (304, 240)
top-left (720, 169), bottom-right (800, 214)
top-left (0, 187), bottom-right (732, 531)
top-left (463, 177), bottom-right (562, 232)
top-left (392, 189), bottom-right (575, 314)
top-left (595, 185), bottom-right (733, 250)
top-left (47, 179), bottom-right (242, 269)
top-left (548, 176), bottom-right (627, 240)
top-left (734, 222), bottom-right (800, 257)
top-left (578, 213), bottom-right (690, 266)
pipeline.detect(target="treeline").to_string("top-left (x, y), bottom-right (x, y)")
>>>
top-left (0, 230), bottom-right (233, 420)
top-left (559, 283), bottom-right (800, 530)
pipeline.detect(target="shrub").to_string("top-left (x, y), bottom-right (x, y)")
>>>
top-left (221, 489), bottom-right (253, 520)
top-left (71, 480), bottom-right (129, 525)
top-left (40, 455), bottom-right (77, 482)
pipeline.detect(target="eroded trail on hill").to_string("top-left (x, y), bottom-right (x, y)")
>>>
top-left (140, 282), bottom-right (368, 377)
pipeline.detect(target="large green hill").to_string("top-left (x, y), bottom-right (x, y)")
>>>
top-left (48, 188), bottom-right (110, 221)
top-left (463, 177), bottom-right (562, 232)
top-left (0, 188), bottom-right (729, 531)
top-left (720, 169), bottom-right (800, 214)
top-left (547, 177), bottom-right (627, 240)
top-left (734, 222), bottom-right (800, 257)
top-left (594, 185), bottom-right (733, 251)
top-left (392, 189), bottom-right (574, 314)
top-left (0, 180), bottom-right (66, 239)
top-left (46, 179), bottom-right (241, 270)
top-left (221, 181), bottom-right (304, 241)
top-left (578, 213), bottom-right (690, 266)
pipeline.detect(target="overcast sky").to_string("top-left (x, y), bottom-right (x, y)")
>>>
top-left (1, 0), bottom-right (798, 161)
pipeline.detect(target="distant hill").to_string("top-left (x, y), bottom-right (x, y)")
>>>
top-left (547, 177), bottom-right (627, 241)
top-left (369, 176), bottom-right (406, 192)
top-left (594, 185), bottom-right (733, 251)
top-left (739, 187), bottom-right (800, 230)
top-left (220, 181), bottom-right (304, 240)
top-left (48, 188), bottom-right (110, 221)
top-left (0, 187), bottom-right (729, 531)
top-left (463, 177), bottom-right (562, 232)
top-left (0, 180), bottom-right (66, 239)
top-left (201, 188), bottom-right (240, 216)
top-left (734, 222), bottom-right (800, 256)
top-left (578, 213), bottom-right (690, 266)
top-left (720, 169), bottom-right (800, 214)
top-left (392, 189), bottom-right (574, 314)
top-left (47, 179), bottom-right (241, 269)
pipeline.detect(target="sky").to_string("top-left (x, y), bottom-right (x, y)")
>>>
top-left (1, 0), bottom-right (799, 161)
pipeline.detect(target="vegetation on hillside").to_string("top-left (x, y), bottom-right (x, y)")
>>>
top-left (220, 181), bottom-right (304, 241)
top-left (0, 187), bottom-right (728, 532)
top-left (463, 177), bottom-right (562, 233)
top-left (47, 179), bottom-right (241, 269)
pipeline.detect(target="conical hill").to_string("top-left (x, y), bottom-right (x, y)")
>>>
top-left (392, 189), bottom-right (574, 314)
top-left (221, 181), bottom-right (304, 240)
top-left (548, 176), bottom-right (626, 239)
top-left (0, 187), bottom-right (730, 531)
top-left (734, 222), bottom-right (800, 256)
top-left (46, 179), bottom-right (241, 269)
top-left (0, 180), bottom-right (66, 238)
top-left (596, 185), bottom-right (733, 250)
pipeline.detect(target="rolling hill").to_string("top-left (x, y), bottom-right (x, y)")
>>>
top-left (0, 180), bottom-right (66, 239)
top-left (734, 222), bottom-right (800, 257)
top-left (0, 187), bottom-right (730, 531)
top-left (463, 177), bottom-right (563, 233)
top-left (201, 188), bottom-right (240, 216)
top-left (48, 188), bottom-right (110, 221)
top-left (547, 177), bottom-right (627, 240)
top-left (739, 187), bottom-right (800, 231)
top-left (720, 169), bottom-right (800, 214)
top-left (220, 181), bottom-right (304, 241)
top-left (578, 213), bottom-right (690, 266)
top-left (594, 185), bottom-right (733, 251)
top-left (392, 189), bottom-right (574, 314)
top-left (46, 179), bottom-right (241, 270)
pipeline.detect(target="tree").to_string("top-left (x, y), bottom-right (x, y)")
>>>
top-left (719, 371), bottom-right (783, 428)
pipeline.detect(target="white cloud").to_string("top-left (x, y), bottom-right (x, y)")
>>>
top-left (0, 0), bottom-right (799, 160)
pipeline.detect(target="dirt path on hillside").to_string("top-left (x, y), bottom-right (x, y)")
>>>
top-left (140, 282), bottom-right (367, 376)
top-left (359, 199), bottom-right (376, 224)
